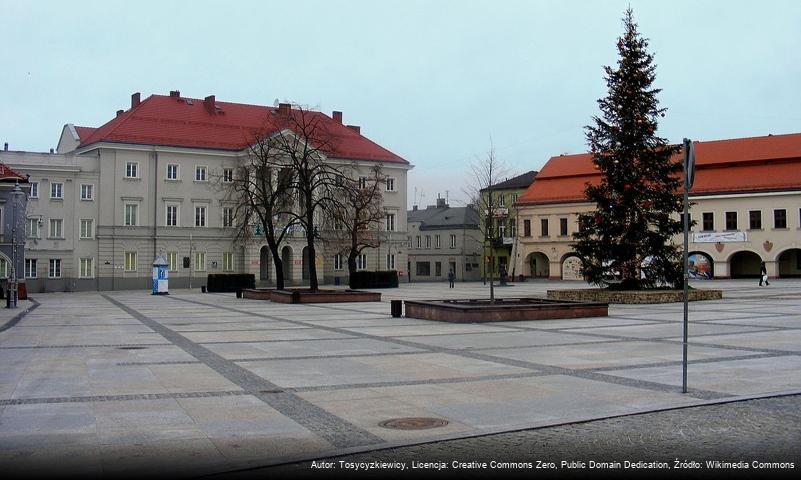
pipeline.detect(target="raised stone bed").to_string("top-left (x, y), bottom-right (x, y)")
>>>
top-left (242, 288), bottom-right (274, 301)
top-left (268, 289), bottom-right (381, 304)
top-left (547, 288), bottom-right (723, 304)
top-left (404, 298), bottom-right (608, 323)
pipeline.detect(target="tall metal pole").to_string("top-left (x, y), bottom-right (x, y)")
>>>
top-left (682, 138), bottom-right (692, 394)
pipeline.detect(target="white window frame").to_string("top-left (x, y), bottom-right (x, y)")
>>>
top-left (49, 218), bottom-right (64, 239)
top-left (79, 218), bottom-right (94, 239)
top-left (48, 258), bottom-right (62, 278)
top-left (357, 254), bottom-right (367, 271)
top-left (385, 177), bottom-right (396, 192)
top-left (334, 254), bottom-right (343, 271)
top-left (80, 184), bottom-right (94, 201)
top-left (124, 251), bottom-right (137, 272)
top-left (0, 258), bottom-right (8, 279)
top-left (27, 218), bottom-right (40, 239)
top-left (195, 205), bottom-right (207, 227)
top-left (195, 165), bottom-right (208, 182)
top-left (166, 164), bottom-right (179, 181)
top-left (167, 252), bottom-right (178, 272)
top-left (386, 253), bottom-right (395, 270)
top-left (425, 235), bottom-right (431, 249)
top-left (125, 162), bottom-right (139, 179)
top-left (195, 252), bottom-right (206, 271)
top-left (450, 234), bottom-right (457, 248)
top-left (358, 176), bottom-right (368, 189)
top-left (29, 182), bottom-right (39, 199)
top-left (124, 203), bottom-right (138, 226)
top-left (223, 168), bottom-right (234, 183)
top-left (166, 204), bottom-right (179, 227)
top-left (25, 258), bottom-right (37, 278)
top-left (50, 182), bottom-right (63, 199)
top-left (435, 235), bottom-right (441, 249)
top-left (385, 213), bottom-right (395, 232)
top-left (222, 252), bottom-right (234, 272)
top-left (79, 258), bottom-right (94, 278)
top-left (222, 207), bottom-right (234, 228)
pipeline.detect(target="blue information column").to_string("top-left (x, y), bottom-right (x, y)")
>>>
top-left (152, 255), bottom-right (169, 295)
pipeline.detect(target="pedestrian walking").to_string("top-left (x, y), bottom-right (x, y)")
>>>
top-left (759, 261), bottom-right (770, 286)
top-left (448, 269), bottom-right (455, 288)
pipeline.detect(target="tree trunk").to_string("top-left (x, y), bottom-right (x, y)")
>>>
top-left (347, 251), bottom-right (358, 282)
top-left (269, 243), bottom-right (285, 290)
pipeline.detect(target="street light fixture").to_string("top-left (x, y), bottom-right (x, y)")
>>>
top-left (8, 181), bottom-right (25, 308)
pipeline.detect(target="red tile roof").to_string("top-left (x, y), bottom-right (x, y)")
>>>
top-left (517, 133), bottom-right (801, 205)
top-left (73, 126), bottom-right (97, 142)
top-left (77, 94), bottom-right (407, 164)
top-left (0, 161), bottom-right (29, 183)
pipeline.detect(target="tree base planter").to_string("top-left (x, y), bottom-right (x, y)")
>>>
top-left (547, 289), bottom-right (723, 304)
top-left (269, 289), bottom-right (381, 304)
top-left (242, 288), bottom-right (275, 301)
top-left (404, 298), bottom-right (608, 323)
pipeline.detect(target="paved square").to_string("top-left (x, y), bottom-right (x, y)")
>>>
top-left (1, 279), bottom-right (800, 476)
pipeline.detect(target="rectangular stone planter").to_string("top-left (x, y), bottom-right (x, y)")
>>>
top-left (547, 289), bottom-right (723, 304)
top-left (404, 298), bottom-right (608, 323)
top-left (269, 289), bottom-right (381, 304)
top-left (242, 288), bottom-right (274, 301)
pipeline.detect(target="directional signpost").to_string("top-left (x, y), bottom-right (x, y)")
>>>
top-left (682, 138), bottom-right (695, 394)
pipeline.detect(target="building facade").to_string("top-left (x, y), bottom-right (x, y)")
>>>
top-left (514, 133), bottom-right (801, 280)
top-left (407, 199), bottom-right (482, 282)
top-left (2, 91), bottom-right (411, 292)
top-left (478, 171), bottom-right (537, 280)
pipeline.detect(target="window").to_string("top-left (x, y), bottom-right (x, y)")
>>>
top-left (27, 218), bottom-right (40, 239)
top-left (416, 261), bottom-right (431, 276)
top-left (166, 205), bottom-right (178, 227)
top-left (334, 254), bottom-right (343, 271)
top-left (385, 213), bottom-right (395, 232)
top-left (195, 205), bottom-right (207, 227)
top-left (435, 235), bottom-right (441, 249)
top-left (50, 182), bottom-right (63, 199)
top-left (425, 235), bottom-right (431, 249)
top-left (774, 209), bottom-right (787, 229)
top-left (0, 258), bottom-right (7, 278)
top-left (385, 177), bottom-right (395, 191)
top-left (79, 184), bottom-right (93, 201)
top-left (195, 166), bottom-right (207, 181)
top-left (511, 193), bottom-right (518, 204)
top-left (498, 194), bottom-right (505, 207)
top-left (498, 225), bottom-right (506, 238)
top-left (702, 212), bottom-right (714, 231)
top-left (49, 219), bottom-right (63, 239)
top-left (407, 236), bottom-right (412, 249)
top-left (450, 234), bottom-right (456, 248)
top-left (49, 259), bottom-right (62, 278)
top-left (29, 182), bottom-right (39, 199)
top-left (358, 176), bottom-right (368, 189)
top-left (560, 218), bottom-right (568, 236)
top-left (166, 164), bottom-right (179, 180)
top-left (126, 162), bottom-right (138, 178)
top-left (223, 207), bottom-right (234, 228)
top-left (80, 219), bottom-right (94, 239)
top-left (167, 252), bottom-right (178, 272)
top-left (510, 221), bottom-right (516, 237)
top-left (524, 219), bottom-right (531, 237)
top-left (222, 252), bottom-right (233, 271)
top-left (386, 253), bottom-right (395, 270)
top-left (725, 211), bottom-right (738, 230)
top-left (749, 210), bottom-right (762, 230)
top-left (25, 258), bottom-right (37, 278)
top-left (357, 254), bottom-right (367, 270)
top-left (124, 252), bottom-right (137, 272)
top-left (79, 258), bottom-right (94, 278)
top-left (223, 168), bottom-right (234, 183)
top-left (195, 252), bottom-right (206, 271)
top-left (416, 236), bottom-right (421, 248)
top-left (124, 204), bottom-right (138, 226)
top-left (540, 218), bottom-right (549, 236)
top-left (435, 261), bottom-right (442, 277)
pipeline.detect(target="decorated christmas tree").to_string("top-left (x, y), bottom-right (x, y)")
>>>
top-left (572, 8), bottom-right (683, 290)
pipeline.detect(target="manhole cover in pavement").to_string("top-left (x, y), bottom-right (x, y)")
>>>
top-left (117, 346), bottom-right (148, 350)
top-left (378, 417), bottom-right (449, 430)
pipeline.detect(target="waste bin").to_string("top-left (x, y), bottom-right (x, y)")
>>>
top-left (390, 300), bottom-right (403, 318)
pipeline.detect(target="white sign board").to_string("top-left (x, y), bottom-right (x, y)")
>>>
top-left (692, 231), bottom-right (747, 243)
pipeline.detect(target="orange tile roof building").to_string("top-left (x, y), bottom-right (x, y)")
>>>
top-left (514, 133), bottom-right (801, 281)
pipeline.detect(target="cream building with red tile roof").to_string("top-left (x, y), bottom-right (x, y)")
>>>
top-left (514, 133), bottom-right (801, 281)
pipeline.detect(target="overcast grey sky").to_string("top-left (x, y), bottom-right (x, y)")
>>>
top-left (2, 0), bottom-right (800, 207)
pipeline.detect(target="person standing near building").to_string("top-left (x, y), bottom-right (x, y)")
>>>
top-left (448, 269), bottom-right (455, 288)
top-left (759, 261), bottom-right (770, 286)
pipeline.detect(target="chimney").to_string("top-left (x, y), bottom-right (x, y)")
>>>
top-left (3, 142), bottom-right (7, 151)
top-left (278, 103), bottom-right (291, 116)
top-left (131, 92), bottom-right (141, 108)
top-left (332, 111), bottom-right (343, 123)
top-left (50, 148), bottom-right (54, 154)
top-left (204, 95), bottom-right (216, 112)
top-left (436, 198), bottom-right (447, 208)
top-left (116, 109), bottom-right (124, 117)
top-left (169, 90), bottom-right (181, 98)
top-left (412, 205), bottom-right (418, 211)
top-left (346, 125), bottom-right (361, 134)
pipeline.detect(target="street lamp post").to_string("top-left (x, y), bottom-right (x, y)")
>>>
top-left (8, 182), bottom-right (25, 308)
